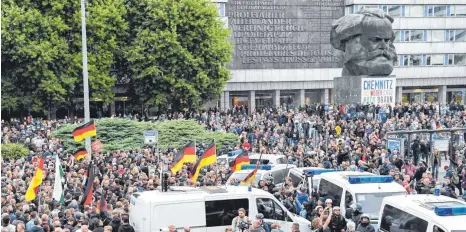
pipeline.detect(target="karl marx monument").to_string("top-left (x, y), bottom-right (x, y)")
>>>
top-left (330, 8), bottom-right (398, 105)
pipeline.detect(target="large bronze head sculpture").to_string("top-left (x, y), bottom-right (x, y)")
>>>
top-left (331, 8), bottom-right (397, 76)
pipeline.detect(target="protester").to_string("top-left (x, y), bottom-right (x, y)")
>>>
top-left (1, 102), bottom-right (466, 231)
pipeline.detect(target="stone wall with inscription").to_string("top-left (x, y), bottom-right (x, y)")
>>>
top-left (226, 0), bottom-right (345, 69)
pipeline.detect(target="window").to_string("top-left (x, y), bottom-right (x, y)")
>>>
top-left (344, 191), bottom-right (353, 209)
top-left (409, 6), bottom-right (424, 17)
top-left (410, 30), bottom-right (424, 42)
top-left (380, 204), bottom-right (428, 232)
top-left (454, 5), bottom-right (466, 16)
top-left (217, 3), bottom-right (226, 17)
top-left (205, 198), bottom-right (249, 227)
top-left (289, 172), bottom-right (303, 188)
top-left (411, 55), bottom-right (422, 66)
top-left (256, 198), bottom-right (289, 221)
top-left (431, 55), bottom-right (444, 66)
top-left (432, 30), bottom-right (444, 41)
top-left (455, 30), bottom-right (466, 42)
top-left (318, 179), bottom-right (343, 207)
top-left (393, 30), bottom-right (401, 42)
top-left (272, 169), bottom-right (287, 185)
top-left (434, 6), bottom-right (447, 16)
top-left (434, 226), bottom-right (446, 232)
top-left (403, 55), bottom-right (410, 66)
top-left (388, 5), bottom-right (402, 17)
top-left (447, 30), bottom-right (455, 41)
top-left (454, 54), bottom-right (466, 65)
top-left (447, 54), bottom-right (454, 65)
top-left (423, 55), bottom-right (431, 65)
top-left (403, 31), bottom-right (410, 41)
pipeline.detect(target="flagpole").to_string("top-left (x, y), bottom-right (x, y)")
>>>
top-left (81, 0), bottom-right (92, 161)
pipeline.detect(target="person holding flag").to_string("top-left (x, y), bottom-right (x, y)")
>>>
top-left (190, 142), bottom-right (217, 184)
top-left (52, 156), bottom-right (66, 205)
top-left (241, 161), bottom-right (260, 186)
top-left (25, 157), bottom-right (45, 202)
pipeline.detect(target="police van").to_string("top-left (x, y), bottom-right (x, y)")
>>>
top-left (216, 149), bottom-right (243, 167)
top-left (248, 153), bottom-right (287, 165)
top-left (226, 164), bottom-right (295, 188)
top-left (317, 172), bottom-right (407, 228)
top-left (378, 195), bottom-right (466, 232)
top-left (287, 167), bottom-right (339, 193)
top-left (129, 186), bottom-right (312, 232)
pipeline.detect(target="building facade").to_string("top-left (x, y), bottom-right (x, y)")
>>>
top-left (213, 0), bottom-right (466, 111)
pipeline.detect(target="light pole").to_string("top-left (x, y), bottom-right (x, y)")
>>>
top-left (81, 0), bottom-right (92, 161)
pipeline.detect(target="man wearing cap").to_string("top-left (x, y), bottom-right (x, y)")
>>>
top-left (255, 214), bottom-right (270, 232)
top-left (329, 207), bottom-right (346, 232)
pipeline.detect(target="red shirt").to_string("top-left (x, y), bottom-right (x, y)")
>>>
top-left (242, 142), bottom-right (251, 151)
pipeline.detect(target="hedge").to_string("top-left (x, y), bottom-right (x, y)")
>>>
top-left (1, 143), bottom-right (30, 159)
top-left (52, 118), bottom-right (239, 153)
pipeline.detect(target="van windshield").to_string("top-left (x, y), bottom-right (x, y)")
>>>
top-left (356, 192), bottom-right (406, 219)
top-left (250, 159), bottom-right (270, 164)
top-left (228, 173), bottom-right (262, 185)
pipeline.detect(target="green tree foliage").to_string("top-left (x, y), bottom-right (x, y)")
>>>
top-left (52, 118), bottom-right (238, 153)
top-left (1, 143), bottom-right (30, 159)
top-left (125, 0), bottom-right (232, 111)
top-left (1, 0), bottom-right (127, 113)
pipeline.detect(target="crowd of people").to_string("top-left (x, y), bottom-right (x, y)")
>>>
top-left (2, 102), bottom-right (466, 232)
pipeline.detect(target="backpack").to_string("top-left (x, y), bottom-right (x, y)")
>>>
top-left (452, 172), bottom-right (460, 185)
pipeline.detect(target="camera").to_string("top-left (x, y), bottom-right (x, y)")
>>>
top-left (238, 220), bottom-right (251, 231)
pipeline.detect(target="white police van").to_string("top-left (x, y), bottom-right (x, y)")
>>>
top-left (216, 149), bottom-right (243, 167)
top-left (287, 167), bottom-right (339, 193)
top-left (248, 153), bottom-right (287, 165)
top-left (317, 172), bottom-right (407, 228)
top-left (129, 186), bottom-right (312, 232)
top-left (378, 194), bottom-right (466, 232)
top-left (226, 164), bottom-right (295, 188)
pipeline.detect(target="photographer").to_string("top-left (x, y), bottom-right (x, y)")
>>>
top-left (232, 208), bottom-right (250, 232)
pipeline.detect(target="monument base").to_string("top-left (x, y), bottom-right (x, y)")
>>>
top-left (334, 76), bottom-right (396, 105)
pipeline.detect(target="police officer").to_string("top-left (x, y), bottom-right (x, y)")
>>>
top-left (255, 214), bottom-right (270, 232)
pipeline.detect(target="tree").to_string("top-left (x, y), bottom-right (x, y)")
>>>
top-left (125, 0), bottom-right (232, 112)
top-left (1, 0), bottom-right (127, 115)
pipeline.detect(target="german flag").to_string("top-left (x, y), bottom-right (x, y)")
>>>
top-left (170, 142), bottom-right (196, 175)
top-left (72, 120), bottom-right (97, 142)
top-left (241, 161), bottom-right (260, 186)
top-left (25, 157), bottom-right (44, 201)
top-left (436, 122), bottom-right (442, 130)
top-left (190, 142), bottom-right (216, 183)
top-left (74, 149), bottom-right (88, 161)
top-left (81, 164), bottom-right (95, 206)
top-left (231, 150), bottom-right (250, 172)
top-left (182, 142), bottom-right (196, 163)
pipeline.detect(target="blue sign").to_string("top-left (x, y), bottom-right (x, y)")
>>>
top-left (387, 139), bottom-right (401, 153)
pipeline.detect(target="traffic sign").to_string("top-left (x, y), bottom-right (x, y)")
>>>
top-left (144, 130), bottom-right (158, 144)
top-left (92, 140), bottom-right (103, 153)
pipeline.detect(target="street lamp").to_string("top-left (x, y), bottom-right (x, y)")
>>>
top-left (81, 0), bottom-right (91, 160)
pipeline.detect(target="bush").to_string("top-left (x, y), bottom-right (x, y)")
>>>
top-left (1, 143), bottom-right (30, 159)
top-left (52, 119), bottom-right (239, 153)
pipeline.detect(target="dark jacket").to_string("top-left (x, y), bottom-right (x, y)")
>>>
top-left (329, 214), bottom-right (346, 232)
top-left (118, 223), bottom-right (135, 232)
top-left (110, 217), bottom-right (122, 232)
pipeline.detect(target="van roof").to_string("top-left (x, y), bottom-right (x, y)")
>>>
top-left (232, 164), bottom-right (295, 174)
top-left (382, 195), bottom-right (466, 230)
top-left (249, 154), bottom-right (285, 159)
top-left (320, 171), bottom-right (406, 193)
top-left (132, 186), bottom-right (271, 203)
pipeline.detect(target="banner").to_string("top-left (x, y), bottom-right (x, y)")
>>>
top-left (361, 78), bottom-right (396, 105)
